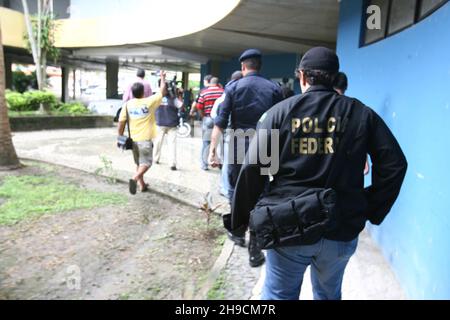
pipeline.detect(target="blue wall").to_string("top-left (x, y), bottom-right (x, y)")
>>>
top-left (202, 53), bottom-right (301, 93)
top-left (337, 0), bottom-right (450, 299)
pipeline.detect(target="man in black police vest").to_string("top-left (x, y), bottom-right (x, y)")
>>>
top-left (226, 47), bottom-right (407, 300)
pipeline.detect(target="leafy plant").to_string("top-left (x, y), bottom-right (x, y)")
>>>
top-left (95, 156), bottom-right (118, 184)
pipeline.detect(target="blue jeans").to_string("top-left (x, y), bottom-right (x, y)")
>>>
top-left (201, 117), bottom-right (214, 169)
top-left (262, 237), bottom-right (358, 300)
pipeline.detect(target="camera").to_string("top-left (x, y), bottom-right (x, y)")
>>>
top-left (157, 73), bottom-right (178, 99)
top-left (167, 75), bottom-right (178, 99)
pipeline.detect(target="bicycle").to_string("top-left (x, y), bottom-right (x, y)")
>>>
top-left (177, 111), bottom-right (191, 138)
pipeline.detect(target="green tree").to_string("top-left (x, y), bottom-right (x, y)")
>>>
top-left (22, 0), bottom-right (60, 113)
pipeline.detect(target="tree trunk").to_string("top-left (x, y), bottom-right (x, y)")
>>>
top-left (38, 53), bottom-right (50, 113)
top-left (0, 25), bottom-right (21, 170)
top-left (21, 0), bottom-right (41, 88)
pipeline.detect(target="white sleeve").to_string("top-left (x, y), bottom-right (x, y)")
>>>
top-left (175, 98), bottom-right (183, 109)
top-left (211, 93), bottom-right (225, 119)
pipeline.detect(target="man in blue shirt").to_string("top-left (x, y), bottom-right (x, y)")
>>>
top-left (209, 49), bottom-right (283, 267)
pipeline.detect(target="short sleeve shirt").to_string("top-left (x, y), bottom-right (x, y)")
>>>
top-left (119, 93), bottom-right (163, 141)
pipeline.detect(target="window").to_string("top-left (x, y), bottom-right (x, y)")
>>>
top-left (420, 0), bottom-right (447, 18)
top-left (388, 0), bottom-right (417, 35)
top-left (362, 0), bottom-right (449, 46)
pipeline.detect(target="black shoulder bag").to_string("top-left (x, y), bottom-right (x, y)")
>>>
top-left (117, 105), bottom-right (133, 150)
top-left (249, 104), bottom-right (360, 249)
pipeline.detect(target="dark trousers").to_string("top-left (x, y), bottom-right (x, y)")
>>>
top-left (226, 134), bottom-right (251, 201)
top-left (227, 133), bottom-right (254, 244)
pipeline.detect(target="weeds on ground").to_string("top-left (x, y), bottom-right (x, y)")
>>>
top-left (200, 192), bottom-right (222, 233)
top-left (95, 155), bottom-right (118, 184)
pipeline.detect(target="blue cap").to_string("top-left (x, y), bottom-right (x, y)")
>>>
top-left (239, 49), bottom-right (262, 62)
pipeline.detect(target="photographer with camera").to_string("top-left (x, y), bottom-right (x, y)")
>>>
top-left (154, 79), bottom-right (183, 171)
top-left (117, 71), bottom-right (167, 195)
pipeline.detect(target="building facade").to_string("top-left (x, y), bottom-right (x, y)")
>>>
top-left (337, 0), bottom-right (450, 299)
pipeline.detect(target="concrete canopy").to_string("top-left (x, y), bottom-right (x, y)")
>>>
top-left (65, 0), bottom-right (340, 72)
top-left (155, 0), bottom-right (340, 59)
top-left (1, 0), bottom-right (340, 72)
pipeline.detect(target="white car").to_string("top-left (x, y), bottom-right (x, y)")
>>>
top-left (87, 99), bottom-right (123, 117)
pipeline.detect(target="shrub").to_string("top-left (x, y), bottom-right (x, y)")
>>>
top-left (5, 90), bottom-right (57, 111)
top-left (5, 91), bottom-right (29, 111)
top-left (56, 102), bottom-right (89, 114)
top-left (5, 90), bottom-right (89, 115)
top-left (23, 91), bottom-right (57, 110)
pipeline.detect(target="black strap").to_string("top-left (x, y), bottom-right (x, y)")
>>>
top-left (125, 104), bottom-right (131, 138)
top-left (325, 102), bottom-right (361, 189)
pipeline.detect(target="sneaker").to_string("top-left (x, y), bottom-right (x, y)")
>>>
top-left (129, 179), bottom-right (137, 195)
top-left (170, 166), bottom-right (177, 171)
top-left (249, 235), bottom-right (265, 267)
top-left (227, 231), bottom-right (246, 247)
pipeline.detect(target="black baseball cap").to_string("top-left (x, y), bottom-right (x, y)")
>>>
top-left (299, 47), bottom-right (340, 73)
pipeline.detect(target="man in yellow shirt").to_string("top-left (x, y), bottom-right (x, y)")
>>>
top-left (118, 71), bottom-right (167, 194)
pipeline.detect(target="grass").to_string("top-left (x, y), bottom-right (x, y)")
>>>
top-left (214, 234), bottom-right (227, 256)
top-left (0, 175), bottom-right (127, 225)
top-left (206, 272), bottom-right (226, 300)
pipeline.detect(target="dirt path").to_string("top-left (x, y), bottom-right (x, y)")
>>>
top-left (0, 162), bottom-right (224, 300)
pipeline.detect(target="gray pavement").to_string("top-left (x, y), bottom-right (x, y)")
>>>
top-left (11, 128), bottom-right (407, 300)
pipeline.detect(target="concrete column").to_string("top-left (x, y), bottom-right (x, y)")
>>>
top-left (106, 59), bottom-right (119, 99)
top-left (61, 66), bottom-right (70, 103)
top-left (181, 72), bottom-right (189, 90)
top-left (4, 54), bottom-right (13, 90)
top-left (210, 60), bottom-right (221, 79)
top-left (201, 60), bottom-right (221, 87)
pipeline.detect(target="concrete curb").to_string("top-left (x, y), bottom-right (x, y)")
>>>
top-left (195, 239), bottom-right (235, 300)
top-left (10, 115), bottom-right (114, 132)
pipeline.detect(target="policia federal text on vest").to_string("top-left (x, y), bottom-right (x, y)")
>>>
top-left (225, 85), bottom-right (407, 245)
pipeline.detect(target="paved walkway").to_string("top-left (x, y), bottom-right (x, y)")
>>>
top-left (11, 128), bottom-right (406, 300)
